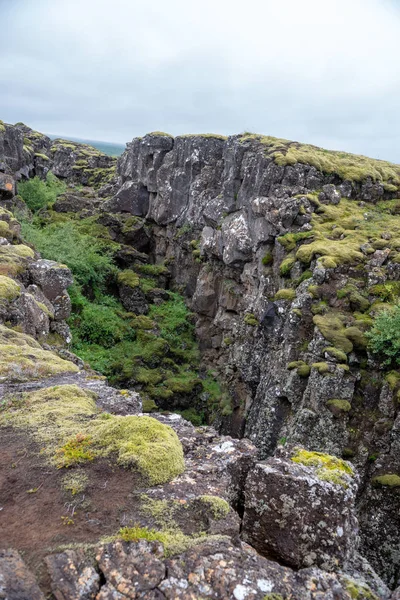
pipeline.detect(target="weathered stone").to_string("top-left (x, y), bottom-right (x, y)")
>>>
top-left (118, 283), bottom-right (148, 314)
top-left (0, 548), bottom-right (45, 600)
top-left (29, 259), bottom-right (73, 301)
top-left (0, 173), bottom-right (15, 198)
top-left (242, 450), bottom-right (359, 569)
top-left (45, 549), bottom-right (100, 600)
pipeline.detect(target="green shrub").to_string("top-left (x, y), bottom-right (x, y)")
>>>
top-left (21, 221), bottom-right (115, 291)
top-left (366, 305), bottom-right (400, 365)
top-left (18, 172), bottom-right (66, 212)
top-left (77, 303), bottom-right (130, 347)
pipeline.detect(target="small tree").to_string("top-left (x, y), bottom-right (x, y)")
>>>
top-left (366, 305), bottom-right (400, 365)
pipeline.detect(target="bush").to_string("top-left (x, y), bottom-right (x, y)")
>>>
top-left (78, 303), bottom-right (130, 347)
top-left (366, 305), bottom-right (400, 365)
top-left (21, 221), bottom-right (115, 291)
top-left (18, 172), bottom-right (65, 212)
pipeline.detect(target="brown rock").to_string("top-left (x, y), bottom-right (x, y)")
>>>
top-left (0, 548), bottom-right (45, 600)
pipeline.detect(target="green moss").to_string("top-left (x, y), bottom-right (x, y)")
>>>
top-left (0, 325), bottom-right (78, 381)
top-left (62, 471), bottom-right (88, 496)
top-left (372, 474), bottom-right (400, 487)
top-left (0, 244), bottom-right (35, 276)
top-left (313, 313), bottom-right (353, 354)
top-left (0, 275), bottom-right (20, 301)
top-left (164, 373), bottom-right (200, 394)
top-left (0, 120), bottom-right (5, 134)
top-left (327, 399), bottom-right (352, 413)
top-left (308, 285), bottom-right (321, 299)
top-left (345, 326), bottom-right (367, 350)
top-left (342, 577), bottom-right (379, 599)
top-left (244, 313), bottom-right (259, 326)
top-left (292, 448), bottom-right (353, 487)
top-left (142, 398), bottom-right (158, 413)
top-left (262, 251), bottom-right (273, 266)
top-left (130, 315), bottom-right (155, 330)
top-left (274, 288), bottom-right (296, 301)
top-left (298, 364), bottom-right (311, 377)
top-left (312, 362), bottom-right (330, 374)
top-left (263, 595), bottom-right (284, 600)
top-left (279, 256), bottom-right (296, 276)
top-left (134, 367), bottom-right (163, 385)
top-left (117, 269), bottom-right (140, 288)
top-left (385, 371), bottom-right (400, 390)
top-left (324, 347), bottom-right (347, 362)
top-left (147, 131), bottom-right (174, 137)
top-left (136, 263), bottom-right (168, 276)
top-left (198, 495), bottom-right (230, 519)
top-left (0, 384), bottom-right (184, 485)
top-left (34, 153), bottom-right (49, 161)
top-left (277, 231), bottom-right (314, 251)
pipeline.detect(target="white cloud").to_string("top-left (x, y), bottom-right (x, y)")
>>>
top-left (0, 0), bottom-right (399, 161)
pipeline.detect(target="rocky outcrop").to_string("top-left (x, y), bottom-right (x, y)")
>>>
top-left (242, 449), bottom-right (359, 570)
top-left (107, 132), bottom-right (400, 587)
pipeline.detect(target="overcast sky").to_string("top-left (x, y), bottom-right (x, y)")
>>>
top-left (1, 0), bottom-right (399, 161)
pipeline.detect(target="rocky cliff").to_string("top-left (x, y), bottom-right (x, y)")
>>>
top-left (0, 119), bottom-right (399, 598)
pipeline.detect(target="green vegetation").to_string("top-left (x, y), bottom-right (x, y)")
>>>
top-left (372, 474), bottom-right (400, 487)
top-left (327, 399), bottom-right (352, 413)
top-left (18, 177), bottom-right (229, 422)
top-left (288, 360), bottom-right (311, 378)
top-left (279, 256), bottom-right (295, 276)
top-left (0, 384), bottom-right (184, 485)
top-left (18, 173), bottom-right (66, 212)
top-left (0, 275), bottom-right (20, 301)
top-left (366, 305), bottom-right (400, 365)
top-left (198, 495), bottom-right (230, 519)
top-left (291, 448), bottom-right (353, 487)
top-left (0, 325), bottom-right (78, 381)
top-left (274, 288), bottom-right (296, 301)
top-left (62, 471), bottom-right (89, 496)
top-left (244, 313), bottom-right (258, 326)
top-left (341, 577), bottom-right (379, 600)
top-left (262, 251), bottom-right (273, 266)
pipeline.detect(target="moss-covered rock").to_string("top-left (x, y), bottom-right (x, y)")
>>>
top-left (0, 275), bottom-right (21, 301)
top-left (274, 288), bottom-right (296, 301)
top-left (0, 384), bottom-right (184, 485)
top-left (0, 325), bottom-right (78, 381)
top-left (291, 448), bottom-right (353, 487)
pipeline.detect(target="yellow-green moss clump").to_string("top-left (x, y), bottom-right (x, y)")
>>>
top-left (0, 384), bottom-right (184, 485)
top-left (244, 313), bottom-right (258, 326)
top-left (341, 577), bottom-right (379, 600)
top-left (327, 399), bottom-right (352, 413)
top-left (0, 244), bottom-right (35, 276)
top-left (198, 495), bottom-right (230, 519)
top-left (117, 269), bottom-right (140, 288)
top-left (291, 448), bottom-right (353, 487)
top-left (372, 474), bottom-right (400, 488)
top-left (0, 275), bottom-right (21, 301)
top-left (288, 360), bottom-right (311, 378)
top-left (62, 471), bottom-right (89, 495)
top-left (274, 288), bottom-right (296, 301)
top-left (0, 325), bottom-right (78, 381)
top-left (313, 313), bottom-right (353, 354)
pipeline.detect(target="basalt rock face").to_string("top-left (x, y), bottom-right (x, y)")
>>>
top-left (111, 132), bottom-right (400, 587)
top-left (0, 120), bottom-right (117, 188)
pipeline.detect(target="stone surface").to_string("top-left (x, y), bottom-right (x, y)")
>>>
top-left (0, 548), bottom-right (45, 600)
top-left (242, 451), bottom-right (359, 570)
top-left (29, 259), bottom-right (73, 301)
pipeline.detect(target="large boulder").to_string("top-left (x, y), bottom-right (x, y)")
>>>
top-left (28, 259), bottom-right (73, 302)
top-left (242, 448), bottom-right (359, 570)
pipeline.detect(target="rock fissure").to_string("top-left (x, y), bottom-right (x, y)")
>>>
top-left (0, 121), bottom-right (399, 598)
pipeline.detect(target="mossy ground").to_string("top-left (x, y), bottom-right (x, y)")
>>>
top-left (0, 384), bottom-right (184, 485)
top-left (0, 325), bottom-right (78, 381)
